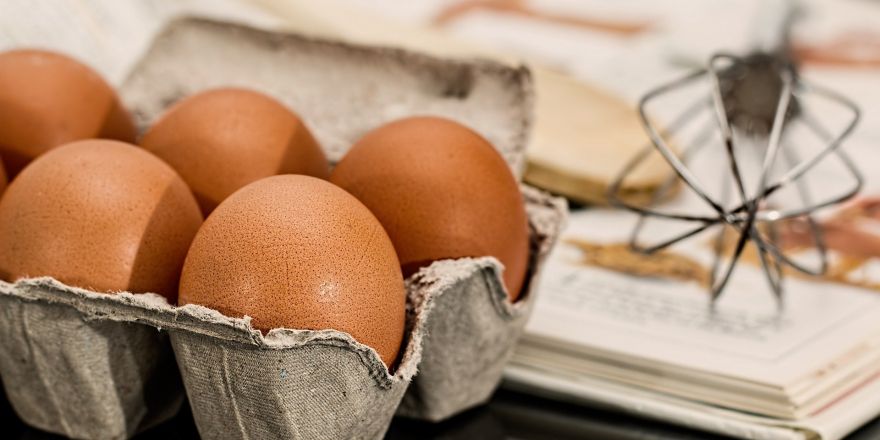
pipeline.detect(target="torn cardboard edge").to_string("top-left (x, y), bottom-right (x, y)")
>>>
top-left (397, 185), bottom-right (567, 420)
top-left (0, 260), bottom-right (419, 439)
top-left (0, 184), bottom-right (564, 381)
top-left (0, 276), bottom-right (419, 388)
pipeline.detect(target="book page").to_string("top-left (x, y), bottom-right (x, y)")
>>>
top-left (526, 211), bottom-right (880, 386)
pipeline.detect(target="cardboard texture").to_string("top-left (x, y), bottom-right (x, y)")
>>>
top-left (0, 277), bottom-right (423, 440)
top-left (398, 185), bottom-right (566, 421)
top-left (0, 284), bottom-right (183, 439)
top-left (120, 18), bottom-right (533, 179)
top-left (0, 16), bottom-right (567, 439)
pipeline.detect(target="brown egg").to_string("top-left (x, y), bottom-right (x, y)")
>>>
top-left (178, 175), bottom-right (406, 367)
top-left (0, 49), bottom-right (136, 177)
top-left (330, 116), bottom-right (530, 301)
top-left (140, 87), bottom-right (330, 215)
top-left (0, 156), bottom-right (7, 195)
top-left (0, 140), bottom-right (203, 301)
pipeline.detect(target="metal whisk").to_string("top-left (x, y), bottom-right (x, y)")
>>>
top-left (607, 3), bottom-right (863, 307)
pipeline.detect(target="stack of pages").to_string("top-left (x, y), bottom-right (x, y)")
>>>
top-left (507, 206), bottom-right (880, 439)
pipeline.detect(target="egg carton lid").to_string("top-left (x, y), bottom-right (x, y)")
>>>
top-left (120, 16), bottom-right (534, 178)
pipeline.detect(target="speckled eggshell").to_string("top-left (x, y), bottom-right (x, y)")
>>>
top-left (0, 156), bottom-right (7, 195)
top-left (0, 49), bottom-right (136, 177)
top-left (140, 87), bottom-right (330, 215)
top-left (330, 116), bottom-right (531, 301)
top-left (178, 175), bottom-right (406, 367)
top-left (0, 140), bottom-right (203, 301)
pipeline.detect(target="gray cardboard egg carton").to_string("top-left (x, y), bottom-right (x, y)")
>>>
top-left (0, 17), bottom-right (567, 439)
top-left (0, 278), bottom-right (424, 440)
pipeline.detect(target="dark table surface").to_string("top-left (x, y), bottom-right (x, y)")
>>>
top-left (6, 384), bottom-right (880, 440)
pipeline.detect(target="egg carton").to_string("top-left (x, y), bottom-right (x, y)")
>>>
top-left (0, 275), bottom-right (423, 440)
top-left (0, 186), bottom-right (562, 439)
top-left (0, 16), bottom-right (568, 439)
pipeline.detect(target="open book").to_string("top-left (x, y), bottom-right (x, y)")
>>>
top-left (506, 71), bottom-right (880, 438)
top-left (507, 203), bottom-right (880, 439)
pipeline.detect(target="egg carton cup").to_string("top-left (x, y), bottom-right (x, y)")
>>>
top-left (397, 185), bottom-right (566, 422)
top-left (0, 282), bottom-right (183, 439)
